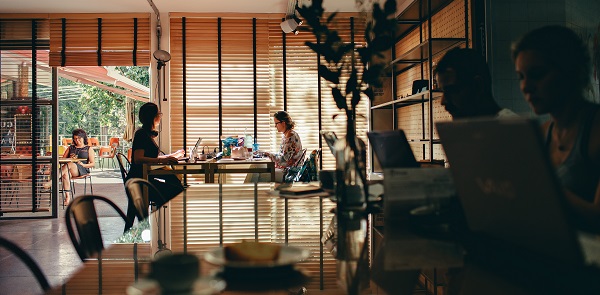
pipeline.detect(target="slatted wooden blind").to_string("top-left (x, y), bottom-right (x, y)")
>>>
top-left (168, 14), bottom-right (366, 290)
top-left (48, 14), bottom-right (151, 66)
top-left (170, 14), bottom-right (367, 174)
top-left (0, 18), bottom-right (49, 48)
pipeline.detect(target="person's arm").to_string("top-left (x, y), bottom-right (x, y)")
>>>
top-left (81, 148), bottom-right (95, 168)
top-left (62, 146), bottom-right (71, 158)
top-left (133, 149), bottom-right (180, 165)
top-left (565, 111), bottom-right (600, 232)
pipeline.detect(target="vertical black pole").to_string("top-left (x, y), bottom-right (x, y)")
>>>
top-left (31, 20), bottom-right (38, 212)
top-left (218, 18), bottom-right (223, 151)
top-left (253, 18), bottom-right (258, 141)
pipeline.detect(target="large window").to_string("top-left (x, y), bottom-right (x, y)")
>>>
top-left (169, 14), bottom-right (368, 172)
top-left (168, 13), bottom-right (367, 290)
top-left (1, 18), bottom-right (54, 218)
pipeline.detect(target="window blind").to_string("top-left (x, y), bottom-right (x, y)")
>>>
top-left (169, 14), bottom-right (366, 290)
top-left (48, 14), bottom-right (150, 66)
top-left (170, 14), bottom-right (367, 173)
top-left (0, 18), bottom-right (49, 49)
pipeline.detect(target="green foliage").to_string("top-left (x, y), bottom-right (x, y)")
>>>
top-left (115, 218), bottom-right (150, 243)
top-left (58, 66), bottom-right (148, 138)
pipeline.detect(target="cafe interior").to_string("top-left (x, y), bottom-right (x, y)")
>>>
top-left (1, 0), bottom-right (599, 294)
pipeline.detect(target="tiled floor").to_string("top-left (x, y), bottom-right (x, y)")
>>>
top-left (0, 169), bottom-right (129, 295)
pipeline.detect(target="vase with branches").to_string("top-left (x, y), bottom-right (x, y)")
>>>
top-left (297, 0), bottom-right (396, 293)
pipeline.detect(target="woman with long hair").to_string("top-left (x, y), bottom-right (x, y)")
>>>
top-left (126, 102), bottom-right (184, 209)
top-left (61, 128), bottom-right (95, 205)
top-left (513, 25), bottom-right (600, 232)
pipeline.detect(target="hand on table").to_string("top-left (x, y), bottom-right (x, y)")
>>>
top-left (172, 149), bottom-right (185, 158)
top-left (162, 156), bottom-right (179, 165)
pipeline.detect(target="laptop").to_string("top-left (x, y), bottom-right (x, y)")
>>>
top-left (436, 117), bottom-right (599, 267)
top-left (179, 137), bottom-right (202, 163)
top-left (367, 130), bottom-right (420, 169)
top-left (320, 130), bottom-right (337, 156)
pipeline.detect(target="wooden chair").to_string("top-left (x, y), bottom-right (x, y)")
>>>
top-left (65, 194), bottom-right (128, 261)
top-left (88, 137), bottom-right (100, 147)
top-left (62, 138), bottom-right (73, 146)
top-left (0, 236), bottom-right (50, 292)
top-left (98, 146), bottom-right (117, 170)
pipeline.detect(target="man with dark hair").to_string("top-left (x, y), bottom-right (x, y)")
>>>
top-left (435, 47), bottom-right (516, 119)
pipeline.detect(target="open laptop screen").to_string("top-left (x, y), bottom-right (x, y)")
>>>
top-left (320, 131), bottom-right (337, 156)
top-left (367, 130), bottom-right (419, 169)
top-left (436, 118), bottom-right (584, 266)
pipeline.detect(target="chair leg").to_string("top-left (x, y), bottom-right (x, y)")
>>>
top-left (89, 176), bottom-right (93, 194)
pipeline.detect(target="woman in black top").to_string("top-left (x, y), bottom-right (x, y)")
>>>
top-left (124, 102), bottom-right (184, 230)
top-left (61, 129), bottom-right (95, 205)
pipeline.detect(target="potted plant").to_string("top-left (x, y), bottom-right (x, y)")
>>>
top-left (297, 0), bottom-right (397, 293)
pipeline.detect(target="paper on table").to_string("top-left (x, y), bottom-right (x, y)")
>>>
top-left (383, 167), bottom-right (455, 201)
top-left (383, 168), bottom-right (462, 270)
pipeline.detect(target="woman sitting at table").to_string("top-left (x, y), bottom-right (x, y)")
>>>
top-left (512, 25), bottom-right (600, 232)
top-left (126, 102), bottom-right (185, 208)
top-left (246, 111), bottom-right (303, 183)
top-left (60, 128), bottom-right (95, 205)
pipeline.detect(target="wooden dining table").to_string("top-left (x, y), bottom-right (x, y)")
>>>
top-left (142, 157), bottom-right (276, 185)
top-left (47, 183), bottom-right (344, 294)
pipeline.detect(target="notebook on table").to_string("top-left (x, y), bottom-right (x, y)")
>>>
top-left (436, 117), bottom-right (600, 267)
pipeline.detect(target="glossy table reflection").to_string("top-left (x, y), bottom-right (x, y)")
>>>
top-left (47, 183), bottom-right (338, 294)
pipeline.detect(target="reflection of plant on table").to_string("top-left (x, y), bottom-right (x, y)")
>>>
top-left (297, 0), bottom-right (396, 203)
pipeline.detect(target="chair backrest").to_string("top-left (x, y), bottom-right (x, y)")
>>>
top-left (62, 138), bottom-right (73, 146)
top-left (109, 137), bottom-right (120, 148)
top-left (293, 148), bottom-right (307, 168)
top-left (65, 194), bottom-right (128, 261)
top-left (0, 236), bottom-right (50, 292)
top-left (58, 145), bottom-right (67, 156)
top-left (88, 137), bottom-right (100, 147)
top-left (124, 178), bottom-right (167, 222)
top-left (116, 152), bottom-right (130, 182)
top-left (98, 146), bottom-right (112, 157)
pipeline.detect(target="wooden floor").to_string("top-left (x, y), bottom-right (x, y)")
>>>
top-left (0, 169), bottom-right (129, 295)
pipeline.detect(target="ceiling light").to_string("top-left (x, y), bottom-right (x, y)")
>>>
top-left (153, 49), bottom-right (171, 70)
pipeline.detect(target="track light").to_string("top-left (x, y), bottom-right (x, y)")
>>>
top-left (153, 49), bottom-right (171, 101)
top-left (153, 49), bottom-right (171, 70)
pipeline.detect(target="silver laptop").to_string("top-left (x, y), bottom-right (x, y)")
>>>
top-left (436, 117), bottom-right (599, 267)
top-left (320, 130), bottom-right (337, 156)
top-left (180, 137), bottom-right (202, 163)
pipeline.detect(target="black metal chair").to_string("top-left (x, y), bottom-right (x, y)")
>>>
top-left (115, 152), bottom-right (130, 185)
top-left (0, 236), bottom-right (51, 292)
top-left (65, 194), bottom-right (128, 261)
top-left (124, 178), bottom-right (171, 257)
top-left (125, 178), bottom-right (166, 224)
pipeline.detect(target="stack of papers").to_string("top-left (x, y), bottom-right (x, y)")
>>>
top-left (272, 183), bottom-right (330, 199)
